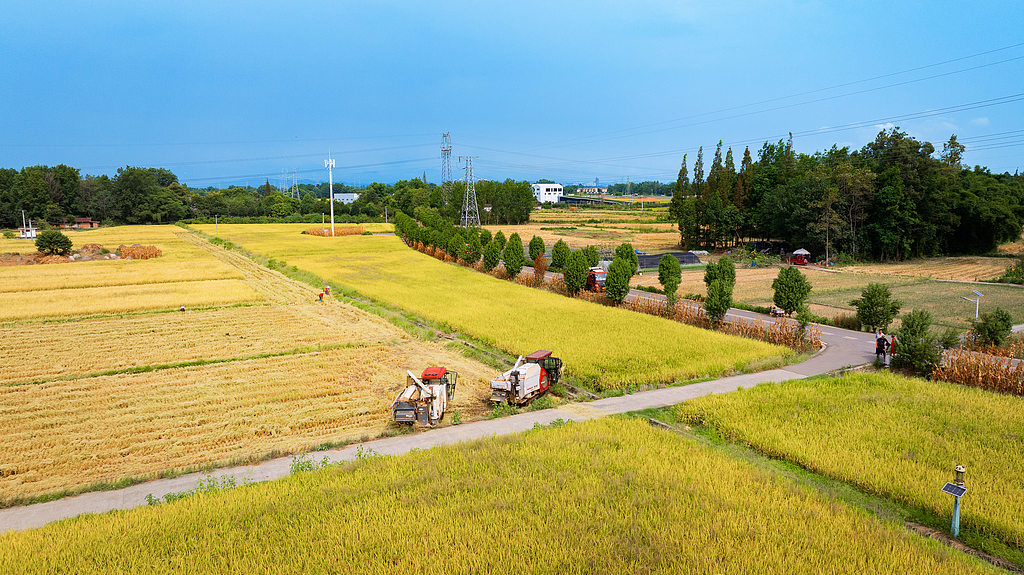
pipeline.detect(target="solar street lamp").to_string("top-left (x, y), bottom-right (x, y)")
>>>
top-left (942, 465), bottom-right (968, 539)
top-left (961, 290), bottom-right (983, 319)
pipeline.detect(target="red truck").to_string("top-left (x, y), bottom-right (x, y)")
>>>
top-left (585, 267), bottom-right (607, 292)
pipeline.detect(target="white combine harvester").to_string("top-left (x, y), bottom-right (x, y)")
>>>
top-left (391, 367), bottom-right (457, 425)
top-left (489, 350), bottom-right (562, 405)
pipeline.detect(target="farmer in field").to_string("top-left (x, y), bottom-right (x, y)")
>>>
top-left (317, 291), bottom-right (324, 302)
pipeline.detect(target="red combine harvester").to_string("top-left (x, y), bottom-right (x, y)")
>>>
top-left (585, 267), bottom-right (607, 292)
top-left (391, 366), bottom-right (458, 425)
top-left (489, 350), bottom-right (563, 405)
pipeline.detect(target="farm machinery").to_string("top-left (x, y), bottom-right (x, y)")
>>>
top-left (489, 350), bottom-right (563, 405)
top-left (391, 367), bottom-right (458, 425)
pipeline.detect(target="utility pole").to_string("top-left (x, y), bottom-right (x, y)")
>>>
top-left (459, 156), bottom-right (480, 228)
top-left (325, 155), bottom-right (336, 237)
top-left (441, 133), bottom-right (453, 207)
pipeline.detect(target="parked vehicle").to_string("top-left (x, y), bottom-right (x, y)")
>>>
top-left (585, 267), bottom-right (607, 292)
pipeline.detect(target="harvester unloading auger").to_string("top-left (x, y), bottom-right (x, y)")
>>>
top-left (391, 367), bottom-right (458, 425)
top-left (489, 350), bottom-right (562, 405)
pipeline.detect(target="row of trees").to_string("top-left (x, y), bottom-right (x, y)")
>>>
top-left (0, 160), bottom-right (541, 229)
top-left (669, 129), bottom-right (1024, 260)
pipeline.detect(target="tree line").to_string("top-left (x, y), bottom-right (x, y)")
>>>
top-left (670, 128), bottom-right (1024, 260)
top-left (0, 163), bottom-right (536, 228)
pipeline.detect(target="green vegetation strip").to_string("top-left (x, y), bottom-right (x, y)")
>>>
top-left (676, 371), bottom-right (1024, 554)
top-left (0, 419), bottom-right (994, 574)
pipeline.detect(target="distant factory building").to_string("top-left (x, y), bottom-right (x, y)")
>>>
top-left (532, 183), bottom-right (563, 203)
top-left (333, 192), bottom-right (360, 204)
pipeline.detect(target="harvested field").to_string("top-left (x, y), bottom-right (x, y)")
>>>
top-left (844, 257), bottom-right (1011, 282)
top-left (0, 343), bottom-right (496, 503)
top-left (483, 222), bottom-right (679, 251)
top-left (0, 304), bottom-right (402, 385)
top-left (0, 257), bottom-right (242, 292)
top-left (0, 279), bottom-right (265, 322)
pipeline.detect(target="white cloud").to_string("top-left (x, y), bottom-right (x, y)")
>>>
top-left (970, 117), bottom-right (990, 126)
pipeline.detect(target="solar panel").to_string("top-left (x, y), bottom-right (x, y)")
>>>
top-left (941, 482), bottom-right (968, 497)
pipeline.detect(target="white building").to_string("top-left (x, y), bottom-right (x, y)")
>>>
top-left (532, 183), bottom-right (563, 204)
top-left (333, 192), bottom-right (360, 204)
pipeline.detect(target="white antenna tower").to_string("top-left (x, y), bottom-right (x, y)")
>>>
top-left (440, 133), bottom-right (453, 206)
top-left (459, 156), bottom-right (480, 228)
top-left (325, 154), bottom-right (336, 237)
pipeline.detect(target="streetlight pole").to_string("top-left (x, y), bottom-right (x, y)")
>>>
top-left (961, 290), bottom-right (984, 320)
top-left (325, 155), bottom-right (336, 237)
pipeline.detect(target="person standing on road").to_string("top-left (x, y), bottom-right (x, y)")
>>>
top-left (876, 334), bottom-right (889, 364)
top-left (889, 334), bottom-right (898, 364)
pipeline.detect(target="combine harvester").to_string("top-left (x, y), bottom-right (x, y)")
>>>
top-left (489, 350), bottom-right (563, 405)
top-left (391, 367), bottom-right (458, 425)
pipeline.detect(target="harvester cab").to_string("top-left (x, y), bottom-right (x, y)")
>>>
top-left (392, 367), bottom-right (458, 425)
top-left (489, 350), bottom-right (562, 405)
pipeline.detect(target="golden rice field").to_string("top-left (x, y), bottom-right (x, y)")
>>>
top-left (196, 225), bottom-right (791, 388)
top-left (0, 257), bottom-right (242, 292)
top-left (0, 343), bottom-right (496, 504)
top-left (0, 304), bottom-right (400, 385)
top-left (0, 418), bottom-right (996, 574)
top-left (676, 371), bottom-right (1024, 550)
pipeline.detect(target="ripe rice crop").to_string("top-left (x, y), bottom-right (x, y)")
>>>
top-left (933, 348), bottom-right (1024, 395)
top-left (0, 279), bottom-right (265, 322)
top-left (0, 418), bottom-right (995, 574)
top-left (0, 257), bottom-right (242, 293)
top-left (0, 304), bottom-right (402, 385)
top-left (0, 343), bottom-right (496, 503)
top-left (677, 371), bottom-right (1024, 550)
top-left (196, 226), bottom-right (791, 389)
top-left (304, 226), bottom-right (364, 236)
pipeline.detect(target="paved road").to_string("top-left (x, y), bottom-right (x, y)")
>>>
top-left (0, 296), bottom-right (878, 533)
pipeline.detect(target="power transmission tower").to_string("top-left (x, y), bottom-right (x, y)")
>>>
top-left (291, 168), bottom-right (299, 198)
top-left (459, 156), bottom-right (480, 228)
top-left (440, 133), bottom-right (453, 206)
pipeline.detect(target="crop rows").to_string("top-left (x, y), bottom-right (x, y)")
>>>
top-left (676, 371), bottom-right (1024, 550)
top-left (0, 418), bottom-right (995, 574)
top-left (0, 304), bottom-right (402, 385)
top-left (0, 343), bottom-right (495, 503)
top-left (198, 226), bottom-right (790, 389)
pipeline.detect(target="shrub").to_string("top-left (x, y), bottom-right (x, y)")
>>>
top-left (658, 254), bottom-right (681, 308)
top-left (564, 250), bottom-right (589, 295)
top-left (482, 239), bottom-right (501, 272)
top-left (605, 256), bottom-right (633, 304)
top-left (2, 231), bottom-right (15, 239)
top-left (35, 230), bottom-right (73, 256)
top-left (492, 230), bottom-right (507, 254)
top-left (503, 233), bottom-right (526, 278)
top-left (528, 235), bottom-right (545, 262)
top-left (972, 307), bottom-right (1014, 347)
top-left (831, 313), bottom-right (862, 332)
top-left (893, 309), bottom-right (941, 377)
top-left (551, 239), bottom-right (570, 270)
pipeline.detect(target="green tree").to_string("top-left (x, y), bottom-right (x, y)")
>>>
top-left (614, 243), bottom-right (639, 275)
top-left (849, 283), bottom-right (902, 332)
top-left (551, 239), bottom-right (570, 270)
top-left (771, 266), bottom-right (812, 315)
top-left (493, 230), bottom-right (507, 253)
top-left (462, 232), bottom-right (482, 264)
top-left (972, 308), bottom-right (1014, 347)
top-left (528, 235), bottom-right (545, 262)
top-left (564, 250), bottom-right (589, 295)
top-left (658, 254), bottom-right (682, 308)
top-left (482, 239), bottom-right (501, 272)
top-left (35, 230), bottom-right (73, 256)
top-left (704, 256), bottom-right (735, 290)
top-left (582, 245), bottom-right (599, 268)
top-left (605, 256), bottom-right (633, 304)
top-left (894, 309), bottom-right (941, 376)
top-left (447, 232), bottom-right (464, 259)
top-left (704, 279), bottom-right (733, 324)
top-left (479, 228), bottom-right (492, 247)
top-left (503, 233), bottom-right (525, 278)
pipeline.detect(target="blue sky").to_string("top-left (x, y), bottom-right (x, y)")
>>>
top-left (2, 1), bottom-right (1022, 189)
